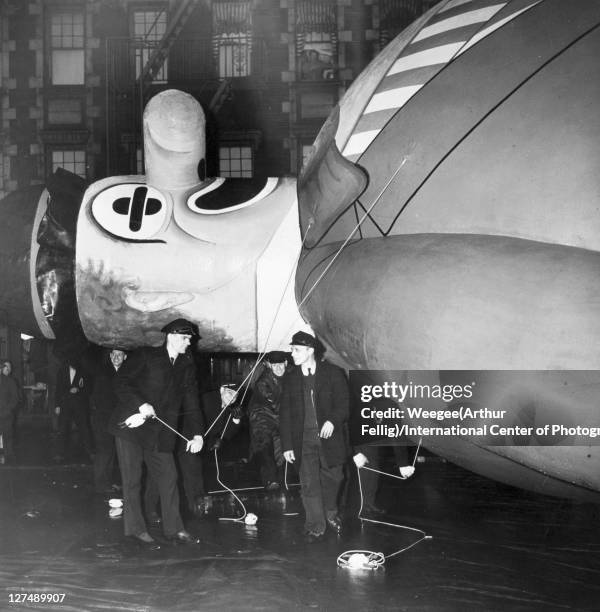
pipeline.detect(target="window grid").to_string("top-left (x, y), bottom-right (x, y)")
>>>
top-left (52, 150), bottom-right (86, 178)
top-left (217, 33), bottom-right (251, 78)
top-left (51, 12), bottom-right (84, 49)
top-left (219, 146), bottom-right (253, 178)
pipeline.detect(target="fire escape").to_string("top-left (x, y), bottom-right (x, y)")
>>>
top-left (105, 0), bottom-right (247, 176)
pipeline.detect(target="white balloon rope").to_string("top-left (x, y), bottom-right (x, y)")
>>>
top-left (213, 413), bottom-right (248, 523)
top-left (337, 439), bottom-right (432, 570)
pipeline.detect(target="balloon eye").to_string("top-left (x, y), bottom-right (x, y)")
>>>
top-left (92, 184), bottom-right (168, 241)
top-left (113, 198), bottom-right (129, 215)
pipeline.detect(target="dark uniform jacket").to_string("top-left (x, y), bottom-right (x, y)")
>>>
top-left (91, 361), bottom-right (121, 421)
top-left (279, 360), bottom-right (349, 468)
top-left (249, 368), bottom-right (282, 419)
top-left (0, 374), bottom-right (20, 418)
top-left (108, 346), bottom-right (204, 452)
top-left (55, 364), bottom-right (88, 409)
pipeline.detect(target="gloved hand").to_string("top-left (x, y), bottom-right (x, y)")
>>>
top-left (230, 405), bottom-right (243, 421)
top-left (210, 438), bottom-right (222, 452)
top-left (353, 452), bottom-right (368, 468)
top-left (124, 413), bottom-right (146, 428)
top-left (186, 435), bottom-right (204, 453)
top-left (139, 403), bottom-right (156, 418)
top-left (399, 465), bottom-right (415, 478)
top-left (319, 420), bottom-right (334, 439)
top-left (220, 386), bottom-right (237, 408)
top-left (283, 450), bottom-right (295, 463)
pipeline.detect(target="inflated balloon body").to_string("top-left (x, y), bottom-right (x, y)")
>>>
top-left (295, 0), bottom-right (600, 501)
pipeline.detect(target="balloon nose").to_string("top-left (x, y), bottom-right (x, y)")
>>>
top-left (143, 89), bottom-right (206, 190)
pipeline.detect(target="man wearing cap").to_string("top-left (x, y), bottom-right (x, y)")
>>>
top-left (279, 331), bottom-right (349, 542)
top-left (248, 350), bottom-right (289, 490)
top-left (90, 348), bottom-right (127, 495)
top-left (109, 318), bottom-right (204, 547)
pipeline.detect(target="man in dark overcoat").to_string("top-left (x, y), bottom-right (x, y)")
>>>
top-left (55, 359), bottom-right (93, 462)
top-left (0, 360), bottom-right (20, 463)
top-left (90, 348), bottom-right (127, 494)
top-left (279, 331), bottom-right (349, 542)
top-left (108, 319), bottom-right (204, 547)
top-left (248, 350), bottom-right (288, 490)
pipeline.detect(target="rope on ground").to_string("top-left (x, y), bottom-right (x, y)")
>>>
top-left (338, 439), bottom-right (432, 570)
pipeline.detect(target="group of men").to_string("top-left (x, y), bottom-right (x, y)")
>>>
top-left (118, 319), bottom-right (418, 547)
top-left (50, 317), bottom-right (406, 549)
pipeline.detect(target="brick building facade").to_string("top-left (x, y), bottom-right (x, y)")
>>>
top-left (0, 0), bottom-right (434, 199)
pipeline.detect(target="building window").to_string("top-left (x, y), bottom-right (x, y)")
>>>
top-left (219, 146), bottom-right (252, 178)
top-left (133, 9), bottom-right (168, 82)
top-left (299, 33), bottom-right (335, 80)
top-left (299, 90), bottom-right (335, 119)
top-left (217, 33), bottom-right (251, 77)
top-left (296, 1), bottom-right (337, 81)
top-left (213, 2), bottom-right (252, 78)
top-left (47, 99), bottom-right (83, 125)
top-left (52, 150), bottom-right (86, 178)
top-left (50, 11), bottom-right (85, 85)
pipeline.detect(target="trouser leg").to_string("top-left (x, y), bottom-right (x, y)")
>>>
top-left (115, 437), bottom-right (147, 536)
top-left (145, 449), bottom-right (184, 536)
top-left (92, 414), bottom-right (115, 491)
top-left (360, 446), bottom-right (381, 509)
top-left (320, 461), bottom-right (344, 519)
top-left (72, 407), bottom-right (94, 457)
top-left (299, 443), bottom-right (325, 534)
top-left (59, 405), bottom-right (73, 457)
top-left (144, 472), bottom-right (160, 516)
top-left (178, 451), bottom-right (204, 509)
top-left (257, 441), bottom-right (278, 485)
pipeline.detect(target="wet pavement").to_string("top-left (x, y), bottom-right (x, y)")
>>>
top-left (1, 419), bottom-right (600, 611)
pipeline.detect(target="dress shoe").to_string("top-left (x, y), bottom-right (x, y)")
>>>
top-left (168, 530), bottom-right (200, 545)
top-left (265, 481), bottom-right (280, 491)
top-left (304, 530), bottom-right (325, 543)
top-left (326, 515), bottom-right (342, 534)
top-left (129, 532), bottom-right (161, 550)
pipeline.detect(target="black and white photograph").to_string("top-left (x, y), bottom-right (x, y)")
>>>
top-left (0, 0), bottom-right (599, 610)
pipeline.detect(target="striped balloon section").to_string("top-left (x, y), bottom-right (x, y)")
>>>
top-left (341, 0), bottom-right (541, 162)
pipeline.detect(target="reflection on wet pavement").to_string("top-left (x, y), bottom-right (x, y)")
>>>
top-left (1, 425), bottom-right (600, 611)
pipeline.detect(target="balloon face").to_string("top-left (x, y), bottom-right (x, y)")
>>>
top-left (77, 173), bottom-right (299, 350)
top-left (72, 87), bottom-right (305, 351)
top-left (0, 88), bottom-right (306, 354)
